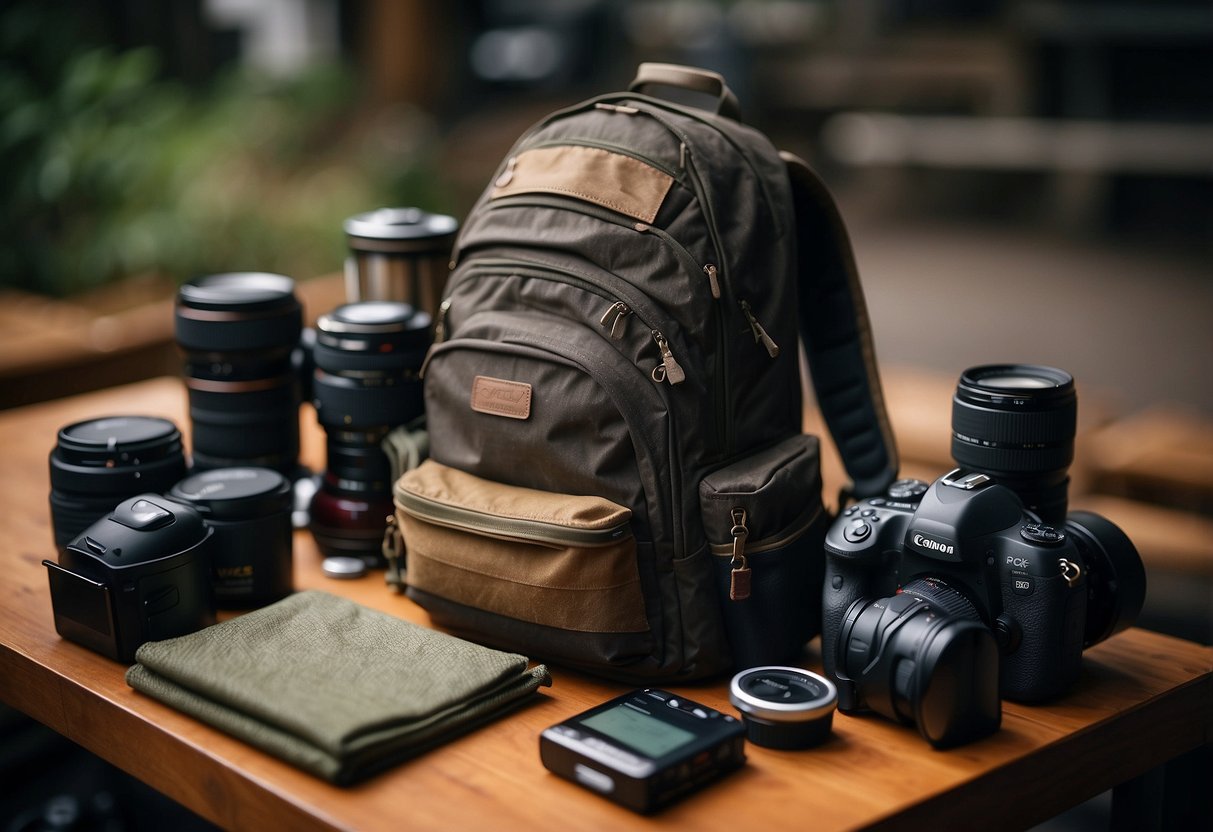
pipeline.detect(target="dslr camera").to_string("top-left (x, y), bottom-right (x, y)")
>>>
top-left (821, 365), bottom-right (1147, 748)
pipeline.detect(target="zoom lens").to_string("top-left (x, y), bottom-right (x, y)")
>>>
top-left (310, 301), bottom-right (430, 560)
top-left (952, 364), bottom-right (1076, 524)
top-left (175, 273), bottom-right (304, 475)
top-left (837, 578), bottom-right (1000, 748)
top-left (49, 416), bottom-right (188, 551)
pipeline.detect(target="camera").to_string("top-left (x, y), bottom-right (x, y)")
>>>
top-left (821, 365), bottom-right (1147, 748)
top-left (309, 301), bottom-right (431, 560)
top-left (43, 494), bottom-right (217, 662)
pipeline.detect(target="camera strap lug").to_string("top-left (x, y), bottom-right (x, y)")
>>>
top-left (1058, 557), bottom-right (1082, 587)
top-left (729, 507), bottom-right (751, 601)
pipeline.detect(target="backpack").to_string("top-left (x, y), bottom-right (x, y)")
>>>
top-left (390, 64), bottom-right (898, 682)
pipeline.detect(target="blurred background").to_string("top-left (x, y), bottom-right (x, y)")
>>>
top-left (1, 1), bottom-right (1209, 829)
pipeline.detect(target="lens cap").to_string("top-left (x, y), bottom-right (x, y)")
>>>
top-left (170, 467), bottom-right (293, 521)
top-left (729, 666), bottom-right (837, 749)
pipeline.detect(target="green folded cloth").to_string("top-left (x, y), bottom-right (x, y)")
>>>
top-left (125, 590), bottom-right (551, 784)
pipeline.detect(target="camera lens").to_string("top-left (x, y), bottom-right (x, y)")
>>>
top-left (175, 273), bottom-right (304, 475)
top-left (49, 416), bottom-right (188, 551)
top-left (952, 364), bottom-right (1077, 524)
top-left (837, 578), bottom-right (1000, 748)
top-left (169, 467), bottom-right (294, 608)
top-left (310, 301), bottom-right (431, 559)
top-left (1064, 511), bottom-right (1147, 648)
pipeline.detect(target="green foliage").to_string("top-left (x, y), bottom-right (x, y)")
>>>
top-left (0, 4), bottom-right (448, 296)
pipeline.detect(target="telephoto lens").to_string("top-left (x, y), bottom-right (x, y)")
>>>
top-left (169, 467), bottom-right (294, 608)
top-left (310, 301), bottom-right (431, 561)
top-left (175, 273), bottom-right (304, 475)
top-left (951, 364), bottom-right (1076, 524)
top-left (49, 416), bottom-right (188, 552)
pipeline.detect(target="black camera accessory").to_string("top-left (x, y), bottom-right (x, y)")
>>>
top-left (837, 579), bottom-right (1002, 748)
top-left (310, 301), bottom-right (431, 560)
top-left (175, 272), bottom-right (304, 475)
top-left (169, 467), bottom-right (293, 608)
top-left (728, 666), bottom-right (837, 749)
top-left (48, 416), bottom-right (188, 551)
top-left (43, 494), bottom-right (216, 663)
top-left (952, 364), bottom-right (1076, 524)
top-left (540, 688), bottom-right (746, 813)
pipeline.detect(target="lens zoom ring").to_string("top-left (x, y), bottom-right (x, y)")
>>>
top-left (951, 438), bottom-right (1074, 474)
top-left (951, 401), bottom-right (1076, 445)
top-left (902, 579), bottom-right (980, 621)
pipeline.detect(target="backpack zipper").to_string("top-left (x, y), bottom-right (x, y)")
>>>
top-left (397, 488), bottom-right (632, 548)
top-left (740, 299), bottom-right (780, 358)
top-left (453, 257), bottom-right (691, 386)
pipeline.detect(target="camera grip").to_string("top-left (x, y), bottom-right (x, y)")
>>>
top-left (1000, 572), bottom-right (1085, 702)
top-left (821, 556), bottom-right (874, 680)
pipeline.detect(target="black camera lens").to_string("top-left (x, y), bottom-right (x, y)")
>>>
top-left (49, 416), bottom-right (188, 551)
top-left (169, 467), bottom-right (294, 608)
top-left (175, 273), bottom-right (304, 475)
top-left (1065, 511), bottom-right (1148, 648)
top-left (837, 578), bottom-right (1001, 748)
top-left (952, 364), bottom-right (1077, 524)
top-left (310, 301), bottom-right (431, 559)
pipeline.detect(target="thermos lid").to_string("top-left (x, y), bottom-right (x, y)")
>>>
top-left (170, 467), bottom-right (292, 520)
top-left (344, 207), bottom-right (458, 247)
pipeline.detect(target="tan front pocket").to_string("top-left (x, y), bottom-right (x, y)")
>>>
top-left (396, 460), bottom-right (648, 634)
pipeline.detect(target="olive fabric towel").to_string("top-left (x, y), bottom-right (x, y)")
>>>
top-left (125, 590), bottom-right (551, 784)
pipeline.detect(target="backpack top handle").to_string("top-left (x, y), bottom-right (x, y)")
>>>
top-left (628, 63), bottom-right (743, 122)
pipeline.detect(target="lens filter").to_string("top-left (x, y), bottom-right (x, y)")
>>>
top-left (729, 666), bottom-right (837, 749)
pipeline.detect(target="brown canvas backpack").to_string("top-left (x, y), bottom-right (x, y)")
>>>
top-left (391, 64), bottom-right (898, 682)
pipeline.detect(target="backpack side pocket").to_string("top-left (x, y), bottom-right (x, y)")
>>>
top-left (699, 434), bottom-right (828, 668)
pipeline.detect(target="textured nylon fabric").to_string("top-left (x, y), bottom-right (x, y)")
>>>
top-left (125, 591), bottom-right (551, 784)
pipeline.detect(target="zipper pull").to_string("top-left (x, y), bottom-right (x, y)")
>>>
top-left (703, 264), bottom-right (721, 299)
top-left (740, 300), bottom-right (780, 358)
top-left (651, 330), bottom-right (686, 385)
top-left (494, 156), bottom-right (517, 188)
top-left (598, 301), bottom-right (631, 340)
top-left (433, 298), bottom-right (452, 344)
top-left (729, 507), bottom-right (752, 601)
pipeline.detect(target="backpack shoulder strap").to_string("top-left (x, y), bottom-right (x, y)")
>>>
top-left (781, 151), bottom-right (898, 499)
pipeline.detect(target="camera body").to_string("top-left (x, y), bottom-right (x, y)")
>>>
top-left (824, 470), bottom-right (1089, 708)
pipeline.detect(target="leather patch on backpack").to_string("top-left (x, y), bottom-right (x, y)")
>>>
top-left (491, 145), bottom-right (674, 224)
top-left (471, 376), bottom-right (532, 420)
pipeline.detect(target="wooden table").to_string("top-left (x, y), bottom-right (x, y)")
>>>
top-left (1, 378), bottom-right (1210, 831)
